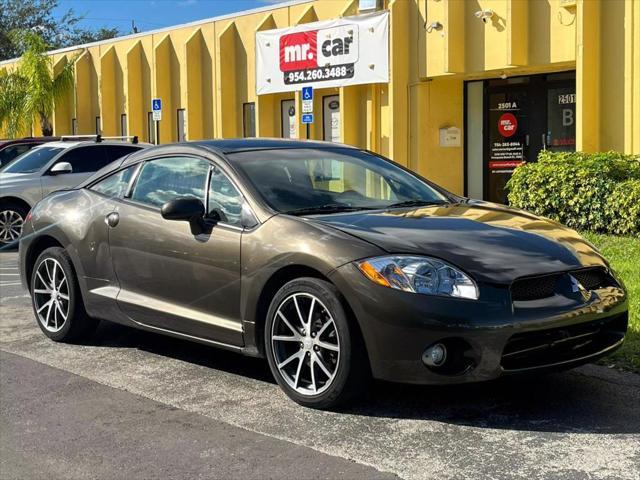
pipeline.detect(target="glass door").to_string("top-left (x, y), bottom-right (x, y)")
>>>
top-left (281, 99), bottom-right (296, 138)
top-left (486, 87), bottom-right (530, 204)
top-left (481, 72), bottom-right (575, 204)
top-left (323, 95), bottom-right (340, 142)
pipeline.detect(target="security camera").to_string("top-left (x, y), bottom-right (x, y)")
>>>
top-left (475, 9), bottom-right (495, 23)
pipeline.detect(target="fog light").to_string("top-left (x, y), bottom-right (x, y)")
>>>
top-left (422, 343), bottom-right (447, 367)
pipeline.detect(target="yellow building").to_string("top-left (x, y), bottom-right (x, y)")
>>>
top-left (1, 0), bottom-right (639, 203)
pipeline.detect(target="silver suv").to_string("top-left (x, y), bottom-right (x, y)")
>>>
top-left (0, 136), bottom-right (147, 245)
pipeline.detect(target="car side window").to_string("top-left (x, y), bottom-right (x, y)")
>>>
top-left (130, 156), bottom-right (209, 207)
top-left (208, 167), bottom-right (243, 226)
top-left (90, 166), bottom-right (136, 198)
top-left (56, 146), bottom-right (111, 173)
top-left (104, 145), bottom-right (141, 163)
top-left (0, 143), bottom-right (34, 166)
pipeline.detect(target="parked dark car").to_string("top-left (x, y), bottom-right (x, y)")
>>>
top-left (19, 139), bottom-right (628, 408)
top-left (0, 137), bottom-right (60, 168)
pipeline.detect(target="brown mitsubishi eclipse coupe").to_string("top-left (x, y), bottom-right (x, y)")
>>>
top-left (19, 139), bottom-right (628, 408)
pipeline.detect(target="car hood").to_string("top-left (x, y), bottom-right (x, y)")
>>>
top-left (312, 201), bottom-right (607, 284)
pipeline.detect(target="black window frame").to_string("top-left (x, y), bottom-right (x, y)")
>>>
top-left (243, 102), bottom-right (256, 138)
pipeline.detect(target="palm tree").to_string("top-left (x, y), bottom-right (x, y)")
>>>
top-left (0, 31), bottom-right (75, 138)
top-left (0, 69), bottom-right (29, 138)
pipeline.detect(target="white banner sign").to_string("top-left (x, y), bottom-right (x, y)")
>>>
top-left (256, 11), bottom-right (389, 95)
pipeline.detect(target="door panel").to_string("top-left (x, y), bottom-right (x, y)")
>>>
top-left (109, 203), bottom-right (243, 345)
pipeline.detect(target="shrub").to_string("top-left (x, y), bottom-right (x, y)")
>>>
top-left (506, 151), bottom-right (640, 235)
top-left (606, 179), bottom-right (640, 236)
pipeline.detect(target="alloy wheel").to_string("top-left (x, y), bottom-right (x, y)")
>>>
top-left (33, 258), bottom-right (70, 333)
top-left (271, 293), bottom-right (340, 396)
top-left (0, 210), bottom-right (24, 243)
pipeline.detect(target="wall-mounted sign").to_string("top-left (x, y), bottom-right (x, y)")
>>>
top-left (256, 11), bottom-right (389, 95)
top-left (439, 126), bottom-right (461, 147)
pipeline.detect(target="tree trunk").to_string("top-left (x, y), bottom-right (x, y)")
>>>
top-left (39, 112), bottom-right (53, 137)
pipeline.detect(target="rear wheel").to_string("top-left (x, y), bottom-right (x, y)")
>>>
top-left (30, 247), bottom-right (99, 342)
top-left (0, 202), bottom-right (28, 247)
top-left (265, 277), bottom-right (369, 409)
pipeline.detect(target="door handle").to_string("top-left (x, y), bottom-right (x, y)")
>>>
top-left (105, 212), bottom-right (119, 228)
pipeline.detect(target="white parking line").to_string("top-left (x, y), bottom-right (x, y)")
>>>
top-left (0, 282), bottom-right (22, 287)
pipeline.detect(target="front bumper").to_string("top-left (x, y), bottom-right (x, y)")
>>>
top-left (329, 263), bottom-right (628, 385)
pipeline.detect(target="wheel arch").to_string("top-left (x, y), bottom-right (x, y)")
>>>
top-left (23, 235), bottom-right (65, 292)
top-left (0, 196), bottom-right (32, 212)
top-left (249, 264), bottom-right (366, 362)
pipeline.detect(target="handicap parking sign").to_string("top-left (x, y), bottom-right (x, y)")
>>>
top-left (152, 98), bottom-right (162, 121)
top-left (302, 87), bottom-right (313, 101)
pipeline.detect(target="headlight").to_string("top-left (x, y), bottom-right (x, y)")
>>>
top-left (356, 255), bottom-right (479, 300)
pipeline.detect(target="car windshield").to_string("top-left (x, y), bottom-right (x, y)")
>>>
top-left (229, 148), bottom-right (449, 214)
top-left (1, 146), bottom-right (64, 174)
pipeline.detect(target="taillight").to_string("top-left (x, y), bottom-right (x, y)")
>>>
top-left (25, 211), bottom-right (33, 223)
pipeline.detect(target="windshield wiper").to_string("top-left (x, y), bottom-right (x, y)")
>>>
top-left (384, 199), bottom-right (448, 209)
top-left (283, 204), bottom-right (375, 216)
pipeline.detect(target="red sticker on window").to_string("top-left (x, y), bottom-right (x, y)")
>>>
top-left (498, 113), bottom-right (518, 137)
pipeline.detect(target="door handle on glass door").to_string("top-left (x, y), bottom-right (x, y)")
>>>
top-left (105, 212), bottom-right (119, 228)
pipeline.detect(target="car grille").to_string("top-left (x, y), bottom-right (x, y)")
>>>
top-left (510, 267), bottom-right (616, 302)
top-left (501, 313), bottom-right (627, 371)
top-left (571, 268), bottom-right (610, 291)
top-left (511, 274), bottom-right (560, 301)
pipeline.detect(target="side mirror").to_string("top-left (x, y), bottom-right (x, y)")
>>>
top-left (50, 162), bottom-right (73, 175)
top-left (161, 197), bottom-right (207, 235)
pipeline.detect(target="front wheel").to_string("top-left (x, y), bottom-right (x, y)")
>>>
top-left (265, 277), bottom-right (369, 409)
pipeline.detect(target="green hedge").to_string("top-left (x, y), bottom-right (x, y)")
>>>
top-left (506, 151), bottom-right (640, 235)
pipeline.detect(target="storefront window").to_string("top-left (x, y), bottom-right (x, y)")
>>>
top-left (546, 87), bottom-right (576, 151)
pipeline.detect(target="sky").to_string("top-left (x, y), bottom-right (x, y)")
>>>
top-left (53, 0), bottom-right (291, 34)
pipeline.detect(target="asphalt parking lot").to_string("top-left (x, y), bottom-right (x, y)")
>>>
top-left (1, 249), bottom-right (639, 480)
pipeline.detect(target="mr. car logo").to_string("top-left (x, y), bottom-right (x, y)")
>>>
top-left (280, 25), bottom-right (358, 84)
top-left (498, 113), bottom-right (518, 138)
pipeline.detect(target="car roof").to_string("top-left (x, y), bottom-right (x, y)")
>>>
top-left (31, 140), bottom-right (149, 150)
top-left (190, 138), bottom-right (357, 154)
top-left (0, 137), bottom-right (60, 147)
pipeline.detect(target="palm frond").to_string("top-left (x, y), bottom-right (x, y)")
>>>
top-left (52, 59), bottom-right (75, 105)
top-left (0, 70), bottom-right (30, 139)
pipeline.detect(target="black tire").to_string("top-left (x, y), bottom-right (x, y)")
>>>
top-left (264, 277), bottom-right (370, 409)
top-left (30, 246), bottom-right (99, 343)
top-left (0, 201), bottom-right (29, 249)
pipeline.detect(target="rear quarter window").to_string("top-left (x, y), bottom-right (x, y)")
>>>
top-left (90, 166), bottom-right (136, 198)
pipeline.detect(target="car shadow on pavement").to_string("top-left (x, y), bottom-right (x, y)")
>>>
top-left (89, 321), bottom-right (640, 435)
